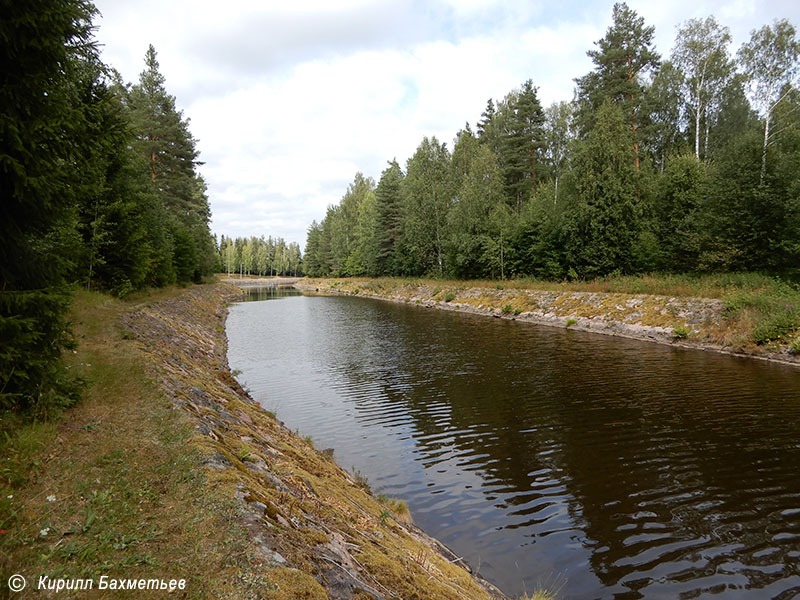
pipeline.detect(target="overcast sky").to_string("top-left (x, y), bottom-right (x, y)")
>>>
top-left (92, 0), bottom-right (800, 248)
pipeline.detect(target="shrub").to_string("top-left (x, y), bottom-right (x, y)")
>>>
top-left (672, 325), bottom-right (690, 340)
top-left (501, 304), bottom-right (513, 314)
top-left (565, 318), bottom-right (577, 327)
top-left (444, 292), bottom-right (456, 302)
top-left (751, 309), bottom-right (800, 345)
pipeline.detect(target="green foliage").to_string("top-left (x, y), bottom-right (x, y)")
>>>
top-left (126, 45), bottom-right (216, 283)
top-left (672, 325), bottom-right (690, 339)
top-left (444, 292), bottom-right (456, 302)
top-left (654, 155), bottom-right (708, 270)
top-left (0, 290), bottom-right (84, 416)
top-left (304, 5), bottom-right (800, 301)
top-left (501, 304), bottom-right (514, 314)
top-left (1, 10), bottom-right (217, 418)
top-left (0, 0), bottom-right (98, 417)
top-left (562, 101), bottom-right (644, 278)
top-left (398, 137), bottom-right (451, 277)
top-left (498, 80), bottom-right (545, 211)
top-left (566, 318), bottom-right (578, 327)
top-left (723, 280), bottom-right (800, 344)
top-left (374, 160), bottom-right (405, 276)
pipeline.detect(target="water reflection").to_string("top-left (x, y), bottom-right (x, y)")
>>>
top-left (226, 294), bottom-right (800, 599)
top-left (239, 286), bottom-right (303, 302)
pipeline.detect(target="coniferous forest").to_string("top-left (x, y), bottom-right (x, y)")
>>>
top-left (303, 4), bottom-right (800, 284)
top-left (1, 2), bottom-right (216, 416)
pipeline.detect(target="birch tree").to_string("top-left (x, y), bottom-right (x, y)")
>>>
top-left (738, 19), bottom-right (800, 182)
top-left (672, 16), bottom-right (733, 160)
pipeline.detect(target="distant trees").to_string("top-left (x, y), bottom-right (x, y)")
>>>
top-left (305, 4), bottom-right (800, 283)
top-left (218, 235), bottom-right (302, 277)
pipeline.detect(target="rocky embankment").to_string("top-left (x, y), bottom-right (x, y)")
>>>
top-left (123, 283), bottom-right (507, 600)
top-left (295, 278), bottom-right (800, 366)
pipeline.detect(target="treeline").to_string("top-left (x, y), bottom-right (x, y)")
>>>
top-left (1, 2), bottom-right (216, 416)
top-left (304, 5), bottom-right (800, 282)
top-left (218, 236), bottom-right (303, 277)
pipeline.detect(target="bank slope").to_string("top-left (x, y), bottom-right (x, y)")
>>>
top-left (295, 277), bottom-right (800, 366)
top-left (126, 283), bottom-right (508, 600)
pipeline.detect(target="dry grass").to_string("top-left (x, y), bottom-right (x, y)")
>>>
top-left (0, 289), bottom-right (260, 599)
top-left (309, 272), bottom-right (790, 299)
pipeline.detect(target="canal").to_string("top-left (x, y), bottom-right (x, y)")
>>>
top-left (226, 288), bottom-right (800, 599)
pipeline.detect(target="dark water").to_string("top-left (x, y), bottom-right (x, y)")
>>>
top-left (226, 290), bottom-right (800, 599)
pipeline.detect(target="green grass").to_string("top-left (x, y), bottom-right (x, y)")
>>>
top-left (720, 279), bottom-right (800, 346)
top-left (1, 289), bottom-right (257, 598)
top-left (672, 325), bottom-right (691, 339)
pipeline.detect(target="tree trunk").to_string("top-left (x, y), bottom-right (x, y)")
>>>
top-left (554, 174), bottom-right (559, 205)
top-left (628, 56), bottom-right (640, 170)
top-left (761, 111), bottom-right (770, 185)
top-left (695, 103), bottom-right (702, 158)
top-left (500, 235), bottom-right (505, 280)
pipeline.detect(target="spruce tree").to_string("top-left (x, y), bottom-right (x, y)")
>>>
top-left (127, 45), bottom-right (215, 282)
top-left (499, 80), bottom-right (545, 212)
top-left (374, 160), bottom-right (405, 276)
top-left (563, 101), bottom-right (643, 277)
top-left (0, 0), bottom-right (98, 414)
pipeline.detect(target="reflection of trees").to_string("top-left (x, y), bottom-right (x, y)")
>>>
top-left (317, 296), bottom-right (800, 597)
top-left (242, 286), bottom-right (302, 301)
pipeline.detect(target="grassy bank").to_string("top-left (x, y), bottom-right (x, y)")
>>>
top-left (2, 284), bottom-right (518, 599)
top-left (298, 273), bottom-right (800, 362)
top-left (1, 287), bottom-right (259, 598)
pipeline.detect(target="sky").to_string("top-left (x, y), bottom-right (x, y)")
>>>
top-left (92, 0), bottom-right (800, 248)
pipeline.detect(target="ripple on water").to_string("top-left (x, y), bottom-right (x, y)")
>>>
top-left (227, 294), bottom-right (800, 599)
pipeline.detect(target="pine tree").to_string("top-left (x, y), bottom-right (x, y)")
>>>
top-left (499, 80), bottom-right (545, 212)
top-left (575, 2), bottom-right (660, 169)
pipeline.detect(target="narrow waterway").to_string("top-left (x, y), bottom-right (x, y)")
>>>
top-left (226, 288), bottom-right (800, 599)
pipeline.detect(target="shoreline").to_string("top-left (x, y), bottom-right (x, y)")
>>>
top-left (290, 277), bottom-right (800, 369)
top-left (126, 282), bottom-right (510, 600)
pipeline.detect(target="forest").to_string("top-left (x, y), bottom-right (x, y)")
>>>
top-left (1, 2), bottom-right (217, 416)
top-left (303, 4), bottom-right (800, 283)
top-left (218, 235), bottom-right (303, 278)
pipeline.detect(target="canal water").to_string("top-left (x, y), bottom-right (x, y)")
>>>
top-left (226, 288), bottom-right (800, 599)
